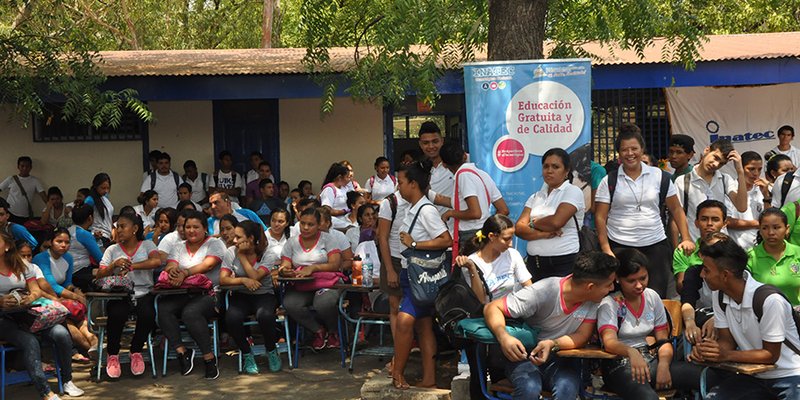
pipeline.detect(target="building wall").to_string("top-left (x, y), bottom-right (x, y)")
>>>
top-left (147, 101), bottom-right (215, 180)
top-left (279, 97), bottom-right (384, 192)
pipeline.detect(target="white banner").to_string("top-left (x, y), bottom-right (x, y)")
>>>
top-left (665, 83), bottom-right (800, 168)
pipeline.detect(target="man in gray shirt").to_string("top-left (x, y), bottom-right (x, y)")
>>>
top-left (484, 251), bottom-right (618, 399)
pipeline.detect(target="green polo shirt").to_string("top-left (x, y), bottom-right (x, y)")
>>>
top-left (747, 241), bottom-right (800, 306)
top-left (673, 239), bottom-right (702, 275)
top-left (782, 201), bottom-right (800, 247)
top-left (670, 164), bottom-right (693, 182)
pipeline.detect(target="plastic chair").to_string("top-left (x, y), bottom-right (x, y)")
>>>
top-left (87, 293), bottom-right (158, 381)
top-left (153, 292), bottom-right (219, 377)
top-left (222, 289), bottom-right (293, 372)
top-left (1, 341), bottom-right (63, 400)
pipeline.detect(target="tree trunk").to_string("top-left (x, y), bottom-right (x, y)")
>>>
top-left (262, 0), bottom-right (274, 48)
top-left (487, 0), bottom-right (548, 60)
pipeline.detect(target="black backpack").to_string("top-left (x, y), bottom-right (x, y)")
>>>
top-left (150, 171), bottom-right (182, 192)
top-left (434, 263), bottom-right (491, 348)
top-left (608, 167), bottom-right (672, 226)
top-left (780, 170), bottom-right (796, 207)
top-left (718, 284), bottom-right (800, 356)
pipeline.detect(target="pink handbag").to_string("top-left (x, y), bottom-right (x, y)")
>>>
top-left (292, 268), bottom-right (344, 292)
top-left (154, 270), bottom-right (214, 294)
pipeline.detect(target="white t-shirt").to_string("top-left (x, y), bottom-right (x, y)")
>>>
top-left (133, 205), bottom-right (160, 229)
top-left (212, 171), bottom-right (245, 202)
top-left (464, 249), bottom-right (531, 302)
top-left (772, 171), bottom-right (800, 208)
top-left (504, 275), bottom-right (599, 340)
top-left (221, 247), bottom-right (273, 295)
top-left (772, 145), bottom-right (800, 169)
top-left (364, 175), bottom-right (397, 202)
top-left (326, 228), bottom-right (351, 253)
top-left (597, 288), bottom-right (668, 348)
top-left (158, 231), bottom-right (181, 254)
top-left (378, 192), bottom-right (410, 258)
top-left (140, 171), bottom-right (182, 209)
top-left (430, 162), bottom-right (455, 233)
top-left (675, 167), bottom-right (738, 242)
top-left (320, 184), bottom-right (349, 229)
top-left (89, 196), bottom-right (114, 239)
top-left (524, 180), bottom-right (585, 256)
top-left (166, 237), bottom-right (226, 286)
top-left (345, 226), bottom-right (361, 253)
top-left (0, 175), bottom-right (44, 217)
top-left (262, 230), bottom-right (288, 267)
top-left (184, 174), bottom-right (212, 203)
top-left (713, 272), bottom-right (800, 379)
top-left (0, 262), bottom-right (36, 294)
top-left (727, 185), bottom-right (763, 251)
top-left (280, 231), bottom-right (341, 267)
top-left (48, 255), bottom-right (69, 285)
top-left (595, 163), bottom-right (676, 247)
top-left (452, 163), bottom-right (503, 231)
top-left (100, 241), bottom-right (159, 298)
top-left (399, 197), bottom-right (449, 268)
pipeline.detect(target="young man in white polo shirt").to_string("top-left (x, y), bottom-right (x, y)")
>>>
top-left (437, 141), bottom-right (509, 251)
top-left (674, 138), bottom-right (748, 242)
top-left (770, 125), bottom-right (800, 168)
top-left (418, 121), bottom-right (454, 231)
top-left (0, 156), bottom-right (46, 223)
top-left (140, 152), bottom-right (182, 209)
top-left (484, 251), bottom-right (618, 400)
top-left (691, 233), bottom-right (800, 399)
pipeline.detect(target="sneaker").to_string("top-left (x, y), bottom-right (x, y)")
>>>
top-left (63, 381), bottom-right (84, 397)
top-left (46, 393), bottom-right (62, 400)
top-left (312, 330), bottom-right (328, 351)
top-left (106, 355), bottom-right (121, 379)
top-left (179, 348), bottom-right (196, 376)
top-left (204, 356), bottom-right (220, 380)
top-left (243, 353), bottom-right (259, 375)
top-left (326, 333), bottom-right (340, 349)
top-left (130, 352), bottom-right (145, 376)
top-left (266, 349), bottom-right (282, 372)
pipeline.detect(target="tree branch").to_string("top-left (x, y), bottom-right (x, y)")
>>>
top-left (11, 0), bottom-right (36, 30)
top-left (354, 15), bottom-right (384, 66)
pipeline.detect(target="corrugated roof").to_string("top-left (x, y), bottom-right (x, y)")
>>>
top-left (96, 32), bottom-right (800, 77)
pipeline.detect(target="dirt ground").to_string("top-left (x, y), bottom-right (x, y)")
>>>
top-left (8, 344), bottom-right (458, 400)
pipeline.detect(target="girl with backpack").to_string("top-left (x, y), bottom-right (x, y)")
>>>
top-left (393, 159), bottom-right (452, 390)
top-left (455, 214), bottom-right (532, 399)
top-left (364, 156), bottom-right (397, 203)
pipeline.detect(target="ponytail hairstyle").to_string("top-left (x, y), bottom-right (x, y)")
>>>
top-left (460, 214), bottom-right (515, 255)
top-left (140, 190), bottom-right (158, 207)
top-left (238, 220), bottom-right (266, 259)
top-left (117, 212), bottom-right (145, 241)
top-left (90, 173), bottom-right (111, 219)
top-left (766, 154), bottom-right (793, 181)
top-left (322, 162), bottom-right (349, 187)
top-left (397, 159), bottom-right (433, 193)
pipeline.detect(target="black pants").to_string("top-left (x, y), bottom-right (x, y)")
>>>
top-left (106, 294), bottom-right (156, 355)
top-left (601, 356), bottom-right (705, 399)
top-left (526, 253), bottom-right (577, 282)
top-left (72, 267), bottom-right (96, 292)
top-left (225, 292), bottom-right (278, 354)
top-left (610, 239), bottom-right (673, 298)
top-left (466, 343), bottom-right (506, 399)
top-left (157, 294), bottom-right (217, 355)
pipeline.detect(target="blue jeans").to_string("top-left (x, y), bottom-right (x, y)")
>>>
top-left (0, 318), bottom-right (73, 397)
top-left (505, 356), bottom-right (582, 400)
top-left (706, 372), bottom-right (800, 399)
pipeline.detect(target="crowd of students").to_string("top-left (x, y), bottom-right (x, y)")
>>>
top-left (1, 121), bottom-right (800, 400)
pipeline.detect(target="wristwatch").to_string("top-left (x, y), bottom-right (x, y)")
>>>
top-left (411, 241), bottom-right (418, 249)
top-left (550, 340), bottom-right (560, 353)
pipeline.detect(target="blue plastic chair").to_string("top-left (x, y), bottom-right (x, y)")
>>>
top-left (1, 341), bottom-right (63, 400)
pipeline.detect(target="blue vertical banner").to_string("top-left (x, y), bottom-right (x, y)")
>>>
top-left (463, 59), bottom-right (592, 233)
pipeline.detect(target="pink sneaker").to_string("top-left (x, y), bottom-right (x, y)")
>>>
top-left (326, 333), bottom-right (340, 349)
top-left (106, 355), bottom-right (121, 379)
top-left (312, 330), bottom-right (328, 350)
top-left (130, 352), bottom-right (145, 376)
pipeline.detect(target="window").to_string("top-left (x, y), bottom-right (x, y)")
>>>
top-left (32, 103), bottom-right (147, 142)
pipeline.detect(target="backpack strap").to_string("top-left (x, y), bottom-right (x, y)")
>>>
top-left (201, 172), bottom-right (208, 193)
top-left (213, 172), bottom-right (219, 187)
top-left (407, 203), bottom-right (435, 237)
top-left (172, 171), bottom-right (181, 190)
top-left (387, 193), bottom-right (398, 222)
top-left (683, 171), bottom-right (691, 216)
top-left (659, 169), bottom-right (672, 225)
top-left (781, 170), bottom-right (796, 207)
top-left (453, 168), bottom-right (492, 261)
top-left (369, 176), bottom-right (375, 190)
top-left (11, 175), bottom-right (33, 218)
top-left (149, 171), bottom-right (157, 191)
top-left (390, 174), bottom-right (397, 186)
top-left (607, 170), bottom-right (618, 204)
top-left (752, 284), bottom-right (800, 356)
top-left (718, 290), bottom-right (727, 314)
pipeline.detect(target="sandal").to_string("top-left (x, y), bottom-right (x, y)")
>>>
top-left (392, 376), bottom-right (410, 390)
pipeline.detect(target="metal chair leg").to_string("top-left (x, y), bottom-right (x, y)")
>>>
top-left (95, 327), bottom-right (105, 382)
top-left (284, 316), bottom-right (293, 369)
top-left (147, 334), bottom-right (157, 379)
top-left (348, 319), bottom-right (363, 372)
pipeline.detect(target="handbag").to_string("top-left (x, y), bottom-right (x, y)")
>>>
top-left (93, 275), bottom-right (135, 293)
top-left (455, 317), bottom-right (540, 348)
top-left (12, 296), bottom-right (70, 333)
top-left (401, 203), bottom-right (449, 307)
top-left (573, 215), bottom-right (599, 252)
top-left (292, 268), bottom-right (345, 292)
top-left (154, 270), bottom-right (214, 294)
top-left (60, 299), bottom-right (87, 322)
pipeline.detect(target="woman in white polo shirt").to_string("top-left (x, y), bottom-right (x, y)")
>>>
top-left (319, 162), bottom-right (351, 231)
top-left (516, 148), bottom-right (585, 281)
top-left (595, 123), bottom-right (694, 297)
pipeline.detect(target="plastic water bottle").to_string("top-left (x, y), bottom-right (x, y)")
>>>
top-left (363, 253), bottom-right (373, 287)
